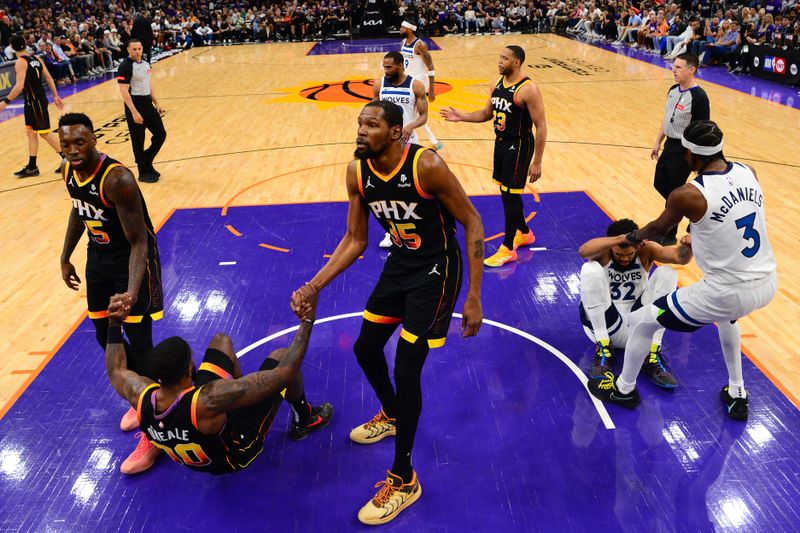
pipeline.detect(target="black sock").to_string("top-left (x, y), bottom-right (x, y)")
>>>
top-left (501, 191), bottom-right (523, 249)
top-left (289, 394), bottom-right (312, 425)
top-left (391, 337), bottom-right (430, 485)
top-left (28, 156), bottom-right (37, 169)
top-left (354, 320), bottom-right (399, 419)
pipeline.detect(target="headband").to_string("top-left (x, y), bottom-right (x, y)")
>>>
top-left (681, 137), bottom-right (723, 156)
top-left (401, 21), bottom-right (417, 31)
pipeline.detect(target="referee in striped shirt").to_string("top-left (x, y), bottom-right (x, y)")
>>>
top-left (650, 53), bottom-right (709, 245)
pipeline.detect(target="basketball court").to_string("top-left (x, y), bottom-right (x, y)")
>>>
top-left (0, 34), bottom-right (798, 531)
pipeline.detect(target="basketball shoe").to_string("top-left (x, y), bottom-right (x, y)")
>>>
top-left (589, 340), bottom-right (614, 379)
top-left (120, 433), bottom-right (161, 474)
top-left (289, 402), bottom-right (333, 440)
top-left (484, 245), bottom-right (517, 267)
top-left (512, 228), bottom-right (535, 249)
top-left (641, 345), bottom-right (678, 389)
top-left (357, 471), bottom-right (422, 525)
top-left (350, 409), bottom-right (396, 444)
top-left (120, 406), bottom-right (138, 431)
top-left (720, 386), bottom-right (748, 421)
top-left (588, 372), bottom-right (641, 408)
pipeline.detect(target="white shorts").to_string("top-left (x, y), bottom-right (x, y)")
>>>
top-left (661, 271), bottom-right (777, 329)
top-left (408, 130), bottom-right (419, 144)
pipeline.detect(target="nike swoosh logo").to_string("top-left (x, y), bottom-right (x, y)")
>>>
top-left (306, 415), bottom-right (325, 427)
top-left (609, 392), bottom-right (633, 401)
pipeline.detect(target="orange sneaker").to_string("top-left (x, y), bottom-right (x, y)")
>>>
top-left (513, 228), bottom-right (535, 249)
top-left (120, 406), bottom-right (138, 432)
top-left (357, 470), bottom-right (422, 525)
top-left (484, 245), bottom-right (517, 267)
top-left (120, 433), bottom-right (161, 475)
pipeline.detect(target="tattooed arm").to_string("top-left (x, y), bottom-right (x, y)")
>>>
top-left (104, 167), bottom-right (149, 306)
top-left (105, 294), bottom-right (154, 407)
top-left (199, 321), bottom-right (315, 415)
top-left (417, 150), bottom-right (484, 337)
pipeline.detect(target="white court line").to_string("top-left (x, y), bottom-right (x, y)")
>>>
top-left (218, 261), bottom-right (237, 266)
top-left (237, 311), bottom-right (615, 430)
top-left (529, 247), bottom-right (548, 251)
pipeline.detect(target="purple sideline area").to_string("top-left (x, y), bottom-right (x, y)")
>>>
top-left (307, 37), bottom-right (440, 55)
top-left (569, 33), bottom-right (800, 110)
top-left (0, 193), bottom-right (798, 532)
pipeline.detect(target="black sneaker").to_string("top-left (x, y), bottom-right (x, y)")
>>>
top-left (138, 173), bottom-right (159, 183)
top-left (720, 386), bottom-right (748, 421)
top-left (14, 166), bottom-right (39, 177)
top-left (641, 347), bottom-right (678, 389)
top-left (288, 402), bottom-right (333, 441)
top-left (588, 372), bottom-right (641, 408)
top-left (589, 341), bottom-right (614, 379)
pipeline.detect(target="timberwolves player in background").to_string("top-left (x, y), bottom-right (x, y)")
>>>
top-left (58, 113), bottom-right (164, 474)
top-left (590, 121), bottom-right (777, 421)
top-left (103, 291), bottom-right (332, 475)
top-left (0, 35), bottom-right (64, 177)
top-left (399, 20), bottom-right (442, 150)
top-left (578, 218), bottom-right (693, 388)
top-left (291, 100), bottom-right (484, 525)
top-left (373, 51), bottom-right (428, 249)
top-left (441, 46), bottom-right (548, 268)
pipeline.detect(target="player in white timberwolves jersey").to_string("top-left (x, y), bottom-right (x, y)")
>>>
top-left (579, 218), bottom-right (693, 388)
top-left (590, 121), bottom-right (777, 421)
top-left (399, 20), bottom-right (442, 150)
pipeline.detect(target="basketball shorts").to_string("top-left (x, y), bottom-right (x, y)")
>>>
top-left (195, 348), bottom-right (283, 473)
top-left (364, 246), bottom-right (463, 348)
top-left (85, 240), bottom-right (164, 324)
top-left (654, 271), bottom-right (777, 332)
top-left (24, 98), bottom-right (51, 133)
top-left (493, 134), bottom-right (535, 194)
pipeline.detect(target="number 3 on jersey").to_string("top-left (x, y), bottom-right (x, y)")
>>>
top-left (735, 212), bottom-right (760, 258)
top-left (493, 110), bottom-right (507, 132)
top-left (387, 221), bottom-right (421, 250)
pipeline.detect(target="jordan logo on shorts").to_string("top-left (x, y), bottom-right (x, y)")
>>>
top-left (508, 145), bottom-right (515, 150)
top-left (428, 263), bottom-right (440, 276)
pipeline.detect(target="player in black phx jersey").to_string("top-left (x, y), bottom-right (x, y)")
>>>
top-left (0, 35), bottom-right (65, 177)
top-left (104, 292), bottom-right (332, 475)
top-left (441, 46), bottom-right (548, 269)
top-left (292, 100), bottom-right (484, 525)
top-left (58, 112), bottom-right (165, 474)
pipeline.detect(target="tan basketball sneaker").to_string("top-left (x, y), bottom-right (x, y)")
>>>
top-left (120, 433), bottom-right (161, 475)
top-left (120, 406), bottom-right (138, 431)
top-left (349, 409), bottom-right (396, 444)
top-left (357, 471), bottom-right (422, 525)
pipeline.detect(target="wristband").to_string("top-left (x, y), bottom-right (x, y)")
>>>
top-left (625, 230), bottom-right (642, 244)
top-left (427, 70), bottom-right (435, 76)
top-left (2, 97), bottom-right (10, 104)
top-left (107, 324), bottom-right (124, 344)
top-left (302, 318), bottom-right (314, 324)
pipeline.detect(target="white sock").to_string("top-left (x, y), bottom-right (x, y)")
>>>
top-left (719, 321), bottom-right (746, 398)
top-left (422, 123), bottom-right (438, 145)
top-left (580, 262), bottom-right (612, 341)
top-left (619, 306), bottom-right (660, 388)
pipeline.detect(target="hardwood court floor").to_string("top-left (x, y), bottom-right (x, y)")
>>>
top-left (0, 33), bottom-right (797, 416)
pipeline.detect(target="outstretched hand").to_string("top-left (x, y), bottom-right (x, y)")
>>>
top-left (439, 106), bottom-right (462, 122)
top-left (291, 283), bottom-right (319, 322)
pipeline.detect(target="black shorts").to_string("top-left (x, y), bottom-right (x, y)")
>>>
top-left (24, 98), bottom-right (51, 133)
top-left (364, 247), bottom-right (463, 348)
top-left (492, 134), bottom-right (535, 194)
top-left (196, 348), bottom-right (282, 451)
top-left (86, 241), bottom-right (164, 324)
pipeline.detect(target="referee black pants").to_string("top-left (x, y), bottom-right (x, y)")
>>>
top-left (653, 137), bottom-right (691, 241)
top-left (125, 95), bottom-right (167, 177)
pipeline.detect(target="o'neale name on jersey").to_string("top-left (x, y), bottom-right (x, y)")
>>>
top-left (491, 97), bottom-right (513, 112)
top-left (72, 198), bottom-right (108, 221)
top-left (382, 95), bottom-right (412, 105)
top-left (147, 426), bottom-right (190, 442)
top-left (709, 187), bottom-right (764, 223)
top-left (607, 270), bottom-right (642, 283)
top-left (368, 200), bottom-right (421, 221)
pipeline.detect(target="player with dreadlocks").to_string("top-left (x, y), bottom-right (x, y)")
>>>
top-left (588, 120), bottom-right (777, 421)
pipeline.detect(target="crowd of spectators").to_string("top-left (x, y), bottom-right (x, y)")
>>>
top-left (0, 0), bottom-right (798, 86)
top-left (560, 0), bottom-right (800, 72)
